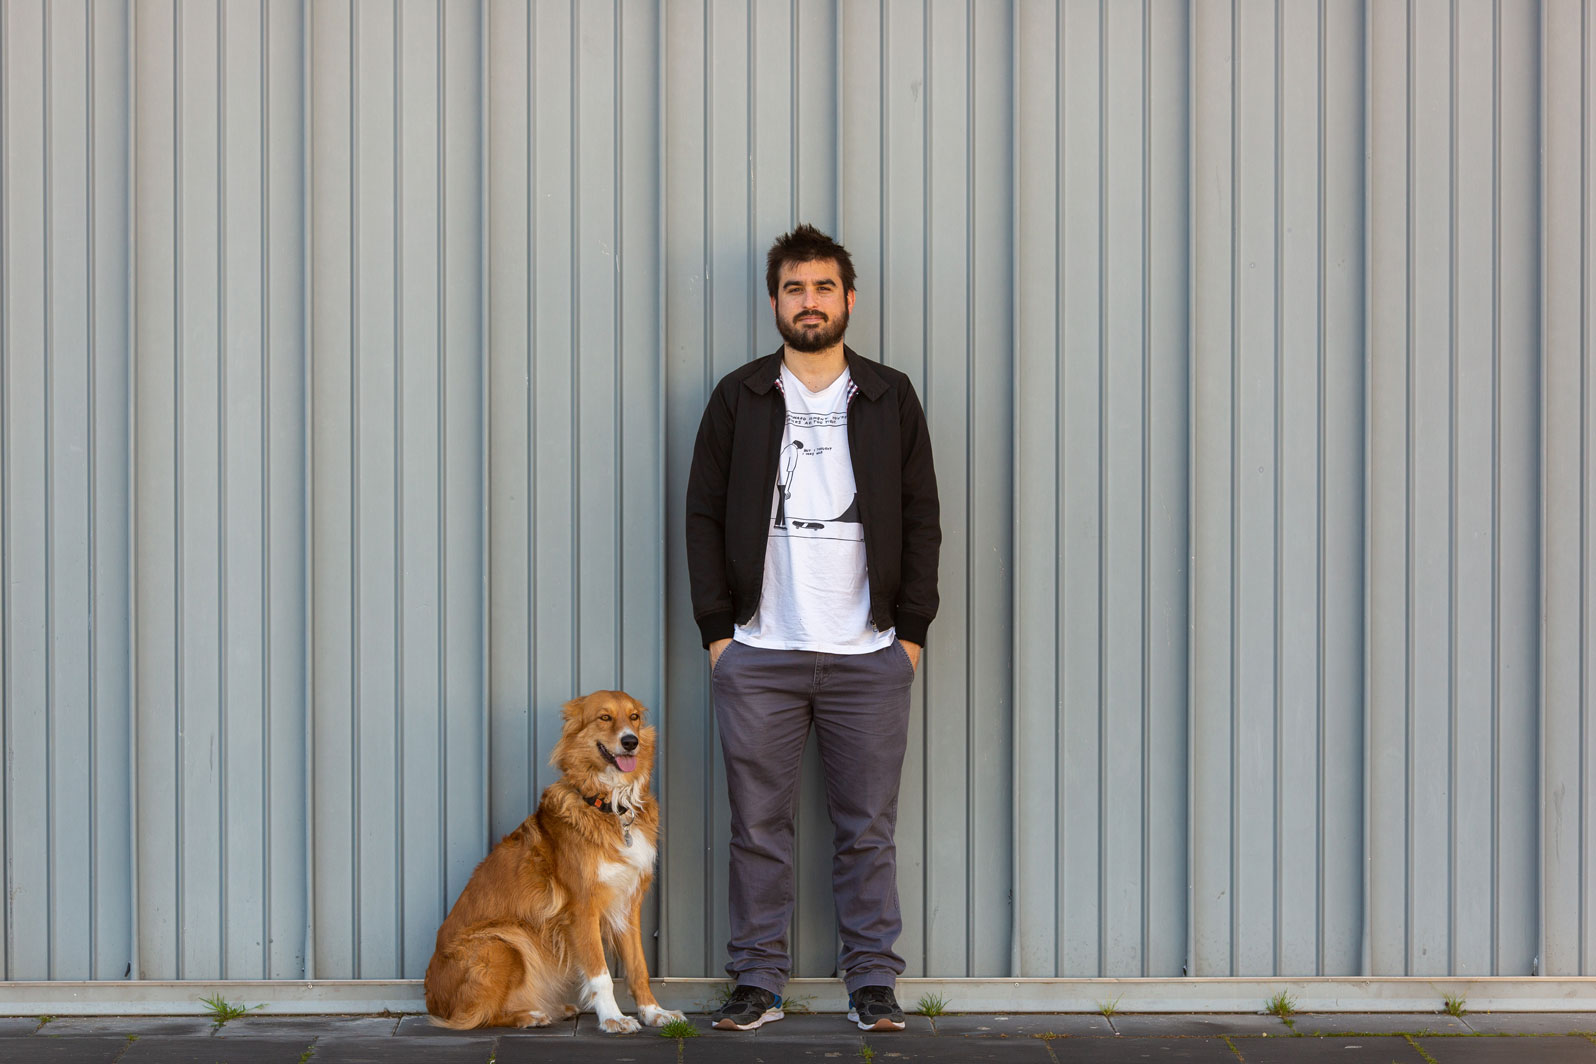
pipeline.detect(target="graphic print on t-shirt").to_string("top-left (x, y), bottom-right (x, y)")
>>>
top-left (770, 410), bottom-right (863, 542)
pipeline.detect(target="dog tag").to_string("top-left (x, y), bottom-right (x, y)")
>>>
top-left (623, 827), bottom-right (633, 847)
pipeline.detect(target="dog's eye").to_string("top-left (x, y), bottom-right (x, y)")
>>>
top-left (630, 714), bottom-right (640, 722)
top-left (599, 714), bottom-right (612, 722)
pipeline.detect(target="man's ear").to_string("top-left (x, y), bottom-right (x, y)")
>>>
top-left (846, 289), bottom-right (856, 313)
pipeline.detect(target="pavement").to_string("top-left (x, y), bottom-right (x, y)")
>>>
top-left (3, 1010), bottom-right (1596, 1063)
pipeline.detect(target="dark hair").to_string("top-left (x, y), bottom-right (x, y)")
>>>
top-left (765, 224), bottom-right (857, 299)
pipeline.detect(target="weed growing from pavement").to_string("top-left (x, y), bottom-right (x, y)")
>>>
top-left (1097, 995), bottom-right (1122, 1018)
top-left (915, 993), bottom-right (949, 1017)
top-left (858, 1041), bottom-right (876, 1063)
top-left (1264, 991), bottom-right (1297, 1019)
top-left (659, 1018), bottom-right (699, 1039)
top-left (1443, 994), bottom-right (1468, 1017)
top-left (200, 993), bottom-right (259, 1028)
top-left (1404, 1034), bottom-right (1440, 1064)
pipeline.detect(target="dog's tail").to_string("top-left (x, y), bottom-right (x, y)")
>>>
top-left (424, 925), bottom-right (566, 1030)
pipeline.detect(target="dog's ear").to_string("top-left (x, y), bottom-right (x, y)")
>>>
top-left (549, 696), bottom-right (586, 770)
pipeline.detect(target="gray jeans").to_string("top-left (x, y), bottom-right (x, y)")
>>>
top-left (711, 640), bottom-right (916, 996)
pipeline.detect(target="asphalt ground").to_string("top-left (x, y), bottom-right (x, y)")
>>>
top-left (3, 1011), bottom-right (1594, 1063)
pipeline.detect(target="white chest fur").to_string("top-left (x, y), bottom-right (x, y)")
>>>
top-left (598, 835), bottom-right (657, 932)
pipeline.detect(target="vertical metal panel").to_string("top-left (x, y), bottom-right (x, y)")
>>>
top-left (1191, 0), bottom-right (1367, 979)
top-left (1542, 0), bottom-right (1592, 978)
top-left (308, 0), bottom-right (483, 980)
top-left (1013, 0), bottom-right (1190, 980)
top-left (129, 0), bottom-right (306, 981)
top-left (2, 0), bottom-right (1595, 988)
top-left (3, 0), bottom-right (47, 978)
top-left (483, 0), bottom-right (659, 965)
top-left (659, 0), bottom-right (715, 978)
top-left (0, 0), bottom-right (140, 984)
top-left (1491, 0), bottom-right (1542, 979)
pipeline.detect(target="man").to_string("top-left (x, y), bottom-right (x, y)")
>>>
top-left (685, 224), bottom-right (941, 1033)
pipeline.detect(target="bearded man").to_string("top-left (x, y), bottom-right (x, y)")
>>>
top-left (684, 224), bottom-right (942, 1033)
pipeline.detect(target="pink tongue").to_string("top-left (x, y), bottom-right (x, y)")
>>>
top-left (615, 755), bottom-right (637, 773)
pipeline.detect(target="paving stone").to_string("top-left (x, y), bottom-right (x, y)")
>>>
top-left (118, 1034), bottom-right (314, 1063)
top-left (933, 1014), bottom-right (1115, 1037)
top-left (689, 1034), bottom-right (1056, 1062)
top-left (1223, 1035), bottom-right (1429, 1063)
top-left (392, 1014), bottom-right (499, 1039)
top-left (855, 1034), bottom-right (1056, 1061)
top-left (1462, 1013), bottom-right (1596, 1035)
top-left (1036, 1035), bottom-right (1241, 1062)
top-left (0, 1017), bottom-right (48, 1035)
top-left (213, 1016), bottom-right (401, 1041)
top-left (308, 1039), bottom-right (499, 1064)
top-left (1290, 1012), bottom-right (1473, 1035)
top-left (1107, 1014), bottom-right (1290, 1037)
top-left (1410, 1034), bottom-right (1596, 1062)
top-left (494, 1028), bottom-right (680, 1063)
top-left (742, 1010), bottom-right (936, 1038)
top-left (36, 1015), bottom-right (219, 1036)
top-left (0, 1036), bottom-right (133, 1064)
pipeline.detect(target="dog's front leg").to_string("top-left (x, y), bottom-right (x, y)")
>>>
top-left (573, 902), bottom-right (639, 1034)
top-left (617, 887), bottom-right (684, 1027)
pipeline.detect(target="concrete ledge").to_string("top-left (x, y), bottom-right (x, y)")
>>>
top-left (1, 977), bottom-right (1594, 1016)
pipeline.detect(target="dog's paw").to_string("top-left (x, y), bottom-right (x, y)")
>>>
top-left (517, 1011), bottom-right (553, 1028)
top-left (600, 1014), bottom-right (642, 1034)
top-left (639, 1004), bottom-right (686, 1027)
top-left (560, 1003), bottom-right (580, 1019)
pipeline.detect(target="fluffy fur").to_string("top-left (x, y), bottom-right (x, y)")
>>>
top-left (423, 691), bottom-right (684, 1033)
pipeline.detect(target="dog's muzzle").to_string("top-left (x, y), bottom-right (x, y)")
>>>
top-left (599, 731), bottom-right (640, 774)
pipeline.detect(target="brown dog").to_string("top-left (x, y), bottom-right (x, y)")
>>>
top-left (423, 691), bottom-right (684, 1032)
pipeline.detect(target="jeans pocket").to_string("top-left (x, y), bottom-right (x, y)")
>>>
top-left (711, 640), bottom-right (737, 680)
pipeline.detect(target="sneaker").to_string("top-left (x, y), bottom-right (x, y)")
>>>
top-left (710, 985), bottom-right (783, 1031)
top-left (847, 985), bottom-right (906, 1031)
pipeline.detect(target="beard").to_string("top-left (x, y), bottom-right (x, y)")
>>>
top-left (776, 306), bottom-right (849, 353)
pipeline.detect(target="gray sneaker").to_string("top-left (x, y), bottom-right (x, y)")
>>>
top-left (710, 985), bottom-right (784, 1031)
top-left (847, 985), bottom-right (906, 1031)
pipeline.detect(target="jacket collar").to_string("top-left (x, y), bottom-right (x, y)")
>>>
top-left (742, 345), bottom-right (888, 401)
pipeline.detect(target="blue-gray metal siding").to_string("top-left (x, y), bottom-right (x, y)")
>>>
top-left (0, 0), bottom-right (1592, 984)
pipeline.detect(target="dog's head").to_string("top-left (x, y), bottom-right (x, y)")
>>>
top-left (550, 690), bottom-right (656, 789)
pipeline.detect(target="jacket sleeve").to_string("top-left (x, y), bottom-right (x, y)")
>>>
top-left (894, 379), bottom-right (941, 645)
top-left (684, 381), bottom-right (737, 647)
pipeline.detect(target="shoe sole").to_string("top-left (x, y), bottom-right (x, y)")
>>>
top-left (713, 1009), bottom-right (783, 1031)
top-left (848, 1010), bottom-right (906, 1032)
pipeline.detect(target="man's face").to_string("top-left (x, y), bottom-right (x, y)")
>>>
top-left (771, 258), bottom-right (855, 353)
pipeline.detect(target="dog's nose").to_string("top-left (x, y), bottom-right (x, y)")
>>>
top-left (620, 733), bottom-right (639, 753)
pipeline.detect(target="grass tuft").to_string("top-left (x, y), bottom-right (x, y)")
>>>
top-left (1096, 995), bottom-right (1123, 1018)
top-left (1265, 991), bottom-right (1297, 1019)
top-left (782, 994), bottom-right (814, 1015)
top-left (915, 992), bottom-right (949, 1017)
top-left (659, 1018), bottom-right (699, 1039)
top-left (859, 1042), bottom-right (876, 1063)
top-left (200, 993), bottom-right (258, 1028)
top-left (1443, 994), bottom-right (1468, 1017)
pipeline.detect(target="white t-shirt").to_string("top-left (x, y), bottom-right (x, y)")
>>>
top-left (734, 364), bottom-right (895, 654)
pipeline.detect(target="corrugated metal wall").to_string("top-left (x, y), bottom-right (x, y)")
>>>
top-left (1, 0), bottom-right (1592, 985)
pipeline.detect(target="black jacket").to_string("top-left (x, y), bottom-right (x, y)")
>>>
top-left (685, 347), bottom-right (941, 648)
